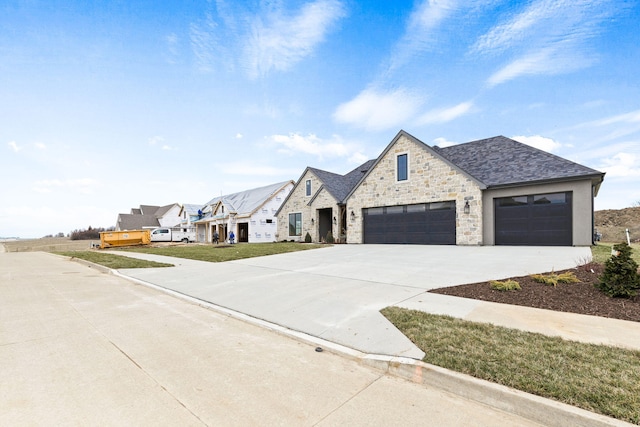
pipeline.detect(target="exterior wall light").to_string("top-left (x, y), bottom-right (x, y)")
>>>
top-left (333, 216), bottom-right (337, 225)
top-left (464, 200), bottom-right (470, 215)
top-left (311, 218), bottom-right (314, 225)
top-left (350, 210), bottom-right (356, 220)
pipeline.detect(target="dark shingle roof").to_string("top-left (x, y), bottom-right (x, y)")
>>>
top-left (310, 160), bottom-right (376, 203)
top-left (436, 135), bottom-right (603, 187)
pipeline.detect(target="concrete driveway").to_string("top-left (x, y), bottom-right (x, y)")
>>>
top-left (116, 245), bottom-right (592, 359)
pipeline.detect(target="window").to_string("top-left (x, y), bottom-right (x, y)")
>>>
top-left (305, 179), bottom-right (311, 196)
top-left (289, 213), bottom-right (302, 236)
top-left (397, 153), bottom-right (408, 181)
top-left (534, 193), bottom-right (567, 204)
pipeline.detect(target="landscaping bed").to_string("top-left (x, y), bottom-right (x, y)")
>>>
top-left (430, 262), bottom-right (640, 323)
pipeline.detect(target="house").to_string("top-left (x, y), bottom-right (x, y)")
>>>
top-left (178, 204), bottom-right (206, 228)
top-left (115, 203), bottom-right (182, 231)
top-left (194, 181), bottom-right (294, 243)
top-left (276, 130), bottom-right (605, 246)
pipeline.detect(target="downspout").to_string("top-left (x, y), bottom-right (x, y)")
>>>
top-left (591, 184), bottom-right (596, 246)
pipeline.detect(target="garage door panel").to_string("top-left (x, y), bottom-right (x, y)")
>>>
top-left (363, 203), bottom-right (455, 245)
top-left (495, 192), bottom-right (572, 246)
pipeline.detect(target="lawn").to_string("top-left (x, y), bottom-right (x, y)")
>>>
top-left (56, 251), bottom-right (174, 269)
top-left (382, 307), bottom-right (640, 424)
top-left (591, 241), bottom-right (640, 264)
top-left (118, 242), bottom-right (326, 262)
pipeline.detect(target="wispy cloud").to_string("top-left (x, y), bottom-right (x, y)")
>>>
top-left (269, 132), bottom-right (364, 161)
top-left (333, 87), bottom-right (423, 131)
top-left (217, 162), bottom-right (300, 177)
top-left (7, 141), bottom-right (21, 152)
top-left (512, 135), bottom-right (561, 153)
top-left (189, 0), bottom-right (346, 78)
top-left (243, 0), bottom-right (346, 79)
top-left (474, 0), bottom-right (619, 86)
top-left (417, 101), bottom-right (473, 125)
top-left (599, 152), bottom-right (640, 178)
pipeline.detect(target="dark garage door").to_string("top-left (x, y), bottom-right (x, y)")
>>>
top-left (363, 201), bottom-right (456, 245)
top-left (495, 192), bottom-right (572, 246)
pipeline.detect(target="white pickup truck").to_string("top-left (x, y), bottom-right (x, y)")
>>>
top-left (150, 227), bottom-right (196, 243)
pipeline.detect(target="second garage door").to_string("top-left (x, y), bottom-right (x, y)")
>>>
top-left (363, 201), bottom-right (456, 245)
top-left (494, 192), bottom-right (573, 246)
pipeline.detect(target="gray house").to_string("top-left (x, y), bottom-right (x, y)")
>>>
top-left (276, 130), bottom-right (605, 246)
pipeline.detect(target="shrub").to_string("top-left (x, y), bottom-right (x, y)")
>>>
top-left (325, 231), bottom-right (334, 244)
top-left (490, 280), bottom-right (521, 291)
top-left (530, 271), bottom-right (580, 287)
top-left (304, 232), bottom-right (312, 243)
top-left (597, 242), bottom-right (640, 298)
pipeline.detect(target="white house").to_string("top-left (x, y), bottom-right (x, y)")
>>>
top-left (195, 181), bottom-right (294, 243)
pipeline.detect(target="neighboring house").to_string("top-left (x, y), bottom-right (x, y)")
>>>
top-left (194, 181), bottom-right (294, 243)
top-left (178, 204), bottom-right (206, 228)
top-left (115, 203), bottom-right (182, 231)
top-left (276, 130), bottom-right (605, 246)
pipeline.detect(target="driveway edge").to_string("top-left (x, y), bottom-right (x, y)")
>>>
top-left (68, 258), bottom-right (630, 427)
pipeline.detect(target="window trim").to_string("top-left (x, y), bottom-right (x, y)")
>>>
top-left (396, 152), bottom-right (409, 182)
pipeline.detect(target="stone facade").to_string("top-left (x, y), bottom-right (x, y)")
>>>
top-left (276, 170), bottom-right (340, 242)
top-left (346, 134), bottom-right (483, 245)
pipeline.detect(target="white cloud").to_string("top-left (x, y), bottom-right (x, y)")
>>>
top-left (235, 133), bottom-right (243, 139)
top-left (148, 136), bottom-right (164, 146)
top-left (333, 88), bottom-right (423, 131)
top-left (512, 135), bottom-right (561, 152)
top-left (487, 45), bottom-right (594, 87)
top-left (35, 143), bottom-right (46, 150)
top-left (474, 0), bottom-right (618, 86)
top-left (8, 141), bottom-right (21, 152)
top-left (432, 137), bottom-right (458, 148)
top-left (599, 153), bottom-right (640, 178)
top-left (269, 132), bottom-right (366, 163)
top-left (243, 0), bottom-right (346, 78)
top-left (417, 101), bottom-right (473, 125)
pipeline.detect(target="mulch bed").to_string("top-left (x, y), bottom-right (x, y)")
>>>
top-left (429, 263), bottom-right (640, 323)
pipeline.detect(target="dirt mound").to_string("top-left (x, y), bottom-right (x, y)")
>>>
top-left (595, 206), bottom-right (640, 243)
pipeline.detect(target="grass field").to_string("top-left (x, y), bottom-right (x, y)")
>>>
top-left (382, 308), bottom-right (640, 424)
top-left (120, 242), bottom-right (327, 262)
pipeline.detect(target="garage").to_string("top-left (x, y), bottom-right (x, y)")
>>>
top-left (363, 201), bottom-right (456, 244)
top-left (494, 192), bottom-right (572, 246)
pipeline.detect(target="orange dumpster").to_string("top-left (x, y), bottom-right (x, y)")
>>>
top-left (99, 230), bottom-right (151, 249)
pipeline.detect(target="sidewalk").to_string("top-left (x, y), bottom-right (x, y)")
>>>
top-left (1, 251), bottom-right (548, 426)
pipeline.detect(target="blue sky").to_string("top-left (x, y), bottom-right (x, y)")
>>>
top-left (2, 0), bottom-right (639, 238)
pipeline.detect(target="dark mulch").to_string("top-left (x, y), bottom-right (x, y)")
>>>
top-left (429, 263), bottom-right (640, 323)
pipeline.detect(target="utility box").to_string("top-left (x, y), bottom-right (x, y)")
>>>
top-left (99, 230), bottom-right (151, 249)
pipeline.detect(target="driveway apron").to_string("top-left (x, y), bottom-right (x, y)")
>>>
top-left (116, 245), bottom-right (591, 359)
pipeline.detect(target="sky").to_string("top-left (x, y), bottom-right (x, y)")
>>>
top-left (1, 0), bottom-right (639, 238)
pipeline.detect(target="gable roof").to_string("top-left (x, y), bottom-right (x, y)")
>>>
top-left (308, 160), bottom-right (376, 203)
top-left (435, 135), bottom-right (605, 188)
top-left (117, 213), bottom-right (160, 230)
top-left (204, 181), bottom-right (293, 216)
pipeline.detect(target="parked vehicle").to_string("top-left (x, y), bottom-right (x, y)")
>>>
top-left (150, 227), bottom-right (196, 243)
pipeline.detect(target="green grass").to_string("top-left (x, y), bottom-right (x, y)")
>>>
top-left (382, 307), bottom-right (640, 424)
top-left (56, 251), bottom-right (173, 269)
top-left (119, 242), bottom-right (327, 262)
top-left (592, 242), bottom-right (640, 264)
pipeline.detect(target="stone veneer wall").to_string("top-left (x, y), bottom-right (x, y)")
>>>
top-left (276, 171), bottom-right (338, 242)
top-left (346, 135), bottom-right (483, 245)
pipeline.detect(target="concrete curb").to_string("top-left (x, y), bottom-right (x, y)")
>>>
top-left (66, 258), bottom-right (632, 427)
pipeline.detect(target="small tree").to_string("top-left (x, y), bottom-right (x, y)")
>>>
top-left (597, 242), bottom-right (640, 298)
top-left (304, 232), bottom-right (312, 243)
top-left (325, 231), bottom-right (334, 244)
